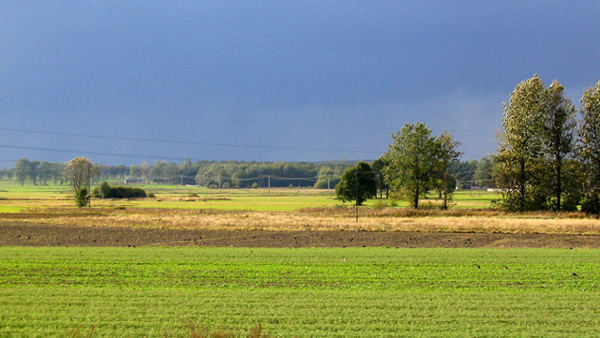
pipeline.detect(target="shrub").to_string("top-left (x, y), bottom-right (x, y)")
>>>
top-left (75, 187), bottom-right (89, 208)
top-left (93, 183), bottom-right (147, 199)
top-left (108, 186), bottom-right (147, 198)
top-left (251, 182), bottom-right (260, 189)
top-left (99, 181), bottom-right (111, 198)
top-left (371, 200), bottom-right (389, 210)
top-left (581, 194), bottom-right (600, 216)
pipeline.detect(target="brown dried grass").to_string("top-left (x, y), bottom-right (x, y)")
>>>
top-left (2, 206), bottom-right (600, 235)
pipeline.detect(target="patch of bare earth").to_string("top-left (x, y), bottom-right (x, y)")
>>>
top-left (1, 206), bottom-right (600, 248)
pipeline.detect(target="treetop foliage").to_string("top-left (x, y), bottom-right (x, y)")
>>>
top-left (383, 122), bottom-right (460, 209)
top-left (335, 161), bottom-right (377, 206)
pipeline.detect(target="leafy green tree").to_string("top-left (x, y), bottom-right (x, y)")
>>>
top-left (38, 161), bottom-right (53, 185)
top-left (474, 155), bottom-right (494, 188)
top-left (28, 160), bottom-right (39, 185)
top-left (129, 164), bottom-right (142, 179)
top-left (435, 131), bottom-right (462, 209)
top-left (99, 181), bottom-right (111, 198)
top-left (14, 158), bottom-right (30, 186)
top-left (494, 74), bottom-right (548, 211)
top-left (65, 157), bottom-right (96, 206)
top-left (579, 81), bottom-right (600, 215)
top-left (75, 187), bottom-right (89, 208)
top-left (384, 123), bottom-right (441, 208)
top-left (544, 80), bottom-right (579, 211)
top-left (371, 157), bottom-right (389, 199)
top-left (335, 162), bottom-right (376, 206)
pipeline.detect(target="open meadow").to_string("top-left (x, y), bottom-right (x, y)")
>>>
top-left (2, 182), bottom-right (600, 337)
top-left (1, 182), bottom-right (599, 235)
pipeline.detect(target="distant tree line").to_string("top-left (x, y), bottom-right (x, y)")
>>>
top-left (4, 158), bottom-right (361, 189)
top-left (3, 156), bottom-right (496, 193)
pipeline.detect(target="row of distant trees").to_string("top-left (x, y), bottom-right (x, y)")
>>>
top-left (1, 157), bottom-right (495, 191)
top-left (2, 158), bottom-right (359, 189)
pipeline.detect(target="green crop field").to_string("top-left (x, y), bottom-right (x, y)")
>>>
top-left (1, 247), bottom-right (599, 337)
top-left (0, 181), bottom-right (501, 212)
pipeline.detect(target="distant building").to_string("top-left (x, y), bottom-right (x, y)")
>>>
top-left (124, 177), bottom-right (144, 184)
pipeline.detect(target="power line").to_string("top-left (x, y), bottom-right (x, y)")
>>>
top-left (0, 103), bottom-right (387, 131)
top-left (1, 102), bottom-right (498, 133)
top-left (0, 127), bottom-right (381, 155)
top-left (0, 144), bottom-right (190, 162)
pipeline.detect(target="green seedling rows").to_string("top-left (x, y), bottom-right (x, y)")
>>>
top-left (1, 247), bottom-right (599, 337)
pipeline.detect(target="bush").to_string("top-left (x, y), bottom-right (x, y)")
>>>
top-left (93, 183), bottom-right (147, 199)
top-left (251, 182), bottom-right (260, 189)
top-left (99, 181), bottom-right (111, 198)
top-left (108, 186), bottom-right (147, 198)
top-left (75, 187), bottom-right (89, 208)
top-left (581, 194), bottom-right (600, 216)
top-left (371, 200), bottom-right (389, 210)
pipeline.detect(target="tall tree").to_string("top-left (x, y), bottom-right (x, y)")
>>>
top-left (65, 157), bottom-right (96, 207)
top-left (384, 122), bottom-right (440, 209)
top-left (371, 157), bottom-right (389, 199)
top-left (28, 160), bottom-right (39, 185)
top-left (474, 155), bottom-right (494, 188)
top-left (38, 161), bottom-right (53, 185)
top-left (435, 131), bottom-right (462, 210)
top-left (494, 74), bottom-right (548, 211)
top-left (544, 80), bottom-right (578, 211)
top-left (335, 162), bottom-right (376, 206)
top-left (579, 81), bottom-right (600, 215)
top-left (14, 158), bottom-right (30, 186)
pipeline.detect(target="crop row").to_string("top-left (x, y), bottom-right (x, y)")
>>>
top-left (1, 247), bottom-right (600, 337)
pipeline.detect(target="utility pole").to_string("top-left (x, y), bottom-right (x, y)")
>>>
top-left (355, 170), bottom-right (359, 222)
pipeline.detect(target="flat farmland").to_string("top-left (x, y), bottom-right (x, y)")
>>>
top-left (0, 182), bottom-right (499, 212)
top-left (2, 247), bottom-right (600, 337)
top-left (1, 182), bottom-right (599, 236)
top-left (2, 182), bottom-right (600, 337)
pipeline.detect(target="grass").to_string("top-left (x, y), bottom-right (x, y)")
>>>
top-left (2, 181), bottom-right (599, 235)
top-left (0, 181), bottom-right (501, 212)
top-left (1, 247), bottom-right (599, 337)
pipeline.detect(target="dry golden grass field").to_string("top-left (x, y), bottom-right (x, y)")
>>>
top-left (1, 182), bottom-right (600, 248)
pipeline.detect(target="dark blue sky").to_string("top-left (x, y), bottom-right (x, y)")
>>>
top-left (2, 1), bottom-right (600, 167)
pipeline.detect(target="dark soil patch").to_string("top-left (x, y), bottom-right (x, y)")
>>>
top-left (1, 222), bottom-right (600, 248)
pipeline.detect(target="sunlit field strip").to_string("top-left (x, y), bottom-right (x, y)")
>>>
top-left (1, 247), bottom-right (599, 337)
top-left (0, 181), bottom-right (500, 212)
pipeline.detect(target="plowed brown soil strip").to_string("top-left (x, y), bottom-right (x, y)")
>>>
top-left (2, 222), bottom-right (599, 248)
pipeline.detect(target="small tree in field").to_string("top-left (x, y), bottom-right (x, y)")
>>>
top-left (335, 162), bottom-right (376, 206)
top-left (435, 131), bottom-right (462, 210)
top-left (75, 187), bottom-right (90, 208)
top-left (384, 122), bottom-right (441, 209)
top-left (65, 157), bottom-right (96, 207)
